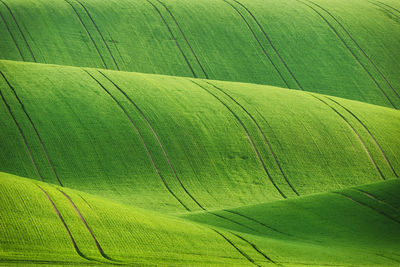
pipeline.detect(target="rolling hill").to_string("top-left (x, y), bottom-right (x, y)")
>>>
top-left (0, 0), bottom-right (399, 265)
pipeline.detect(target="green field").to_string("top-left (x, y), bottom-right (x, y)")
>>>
top-left (0, 0), bottom-right (399, 265)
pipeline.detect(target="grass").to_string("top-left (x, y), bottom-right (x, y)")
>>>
top-left (0, 0), bottom-right (399, 107)
top-left (0, 0), bottom-right (399, 265)
top-left (1, 172), bottom-right (399, 266)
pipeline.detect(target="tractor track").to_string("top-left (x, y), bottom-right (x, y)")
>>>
top-left (84, 69), bottom-right (190, 211)
top-left (75, 0), bottom-right (120, 70)
top-left (222, 0), bottom-right (290, 88)
top-left (326, 97), bottom-right (398, 178)
top-left (0, 0), bottom-right (36, 62)
top-left (206, 81), bottom-right (299, 196)
top-left (232, 0), bottom-right (303, 90)
top-left (0, 81), bottom-right (42, 180)
top-left (310, 93), bottom-right (386, 180)
top-left (299, 0), bottom-right (396, 108)
top-left (0, 71), bottom-right (62, 186)
top-left (145, 0), bottom-right (196, 77)
top-left (191, 79), bottom-right (286, 198)
top-left (64, 0), bottom-right (108, 69)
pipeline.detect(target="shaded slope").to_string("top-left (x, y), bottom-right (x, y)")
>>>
top-left (183, 179), bottom-right (400, 266)
top-left (0, 59), bottom-right (399, 213)
top-left (1, 172), bottom-right (400, 266)
top-left (0, 0), bottom-right (399, 107)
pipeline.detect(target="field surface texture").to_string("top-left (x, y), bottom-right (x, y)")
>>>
top-left (0, 0), bottom-right (399, 265)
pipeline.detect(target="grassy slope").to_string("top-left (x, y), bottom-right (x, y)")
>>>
top-left (1, 172), bottom-right (399, 266)
top-left (0, 0), bottom-right (399, 264)
top-left (0, 59), bottom-right (399, 214)
top-left (0, 0), bottom-right (399, 107)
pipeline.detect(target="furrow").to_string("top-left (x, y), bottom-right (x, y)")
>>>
top-left (97, 70), bottom-right (203, 210)
top-left (191, 79), bottom-right (286, 198)
top-left (156, 0), bottom-right (208, 78)
top-left (212, 229), bottom-right (259, 266)
top-left (310, 93), bottom-right (386, 180)
top-left (34, 184), bottom-right (94, 263)
top-left (224, 210), bottom-right (292, 236)
top-left (0, 83), bottom-right (42, 180)
top-left (209, 212), bottom-right (261, 233)
top-left (298, 0), bottom-right (396, 108)
top-left (0, 11), bottom-right (24, 60)
top-left (75, 0), bottom-right (119, 70)
top-left (326, 96), bottom-right (398, 178)
top-left (205, 81), bottom-right (299, 196)
top-left (230, 232), bottom-right (276, 264)
top-left (145, 0), bottom-right (196, 77)
top-left (64, 0), bottom-right (107, 69)
top-left (232, 0), bottom-right (303, 90)
top-left (0, 70), bottom-right (63, 186)
top-left (222, 0), bottom-right (289, 88)
top-left (309, 0), bottom-right (400, 100)
top-left (84, 69), bottom-right (190, 211)
top-left (333, 191), bottom-right (400, 224)
top-left (355, 188), bottom-right (400, 212)
top-left (0, 0), bottom-right (36, 61)
top-left (377, 1), bottom-right (400, 14)
top-left (56, 188), bottom-right (118, 262)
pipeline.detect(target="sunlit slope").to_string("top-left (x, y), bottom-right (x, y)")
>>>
top-left (1, 172), bottom-right (399, 266)
top-left (0, 172), bottom-right (257, 266)
top-left (0, 0), bottom-right (399, 107)
top-left (0, 59), bottom-right (399, 213)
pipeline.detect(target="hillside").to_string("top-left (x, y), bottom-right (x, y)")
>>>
top-left (0, 0), bottom-right (399, 107)
top-left (0, 0), bottom-right (399, 265)
top-left (1, 172), bottom-right (400, 266)
top-left (1, 59), bottom-right (399, 213)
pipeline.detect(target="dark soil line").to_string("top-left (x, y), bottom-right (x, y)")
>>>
top-left (0, 0), bottom-right (36, 62)
top-left (309, 0), bottom-right (400, 100)
top-left (97, 71), bottom-right (204, 211)
top-left (355, 188), bottom-right (400, 212)
top-left (327, 97), bottom-right (398, 178)
top-left (299, 0), bottom-right (396, 108)
top-left (232, 0), bottom-right (303, 90)
top-left (209, 212), bottom-right (261, 233)
top-left (224, 210), bottom-right (292, 236)
top-left (212, 229), bottom-right (260, 266)
top-left (56, 188), bottom-right (119, 262)
top-left (79, 194), bottom-right (93, 209)
top-left (74, 0), bottom-right (119, 70)
top-left (222, 0), bottom-right (289, 88)
top-left (230, 231), bottom-right (276, 264)
top-left (145, 0), bottom-right (196, 77)
top-left (84, 70), bottom-right (190, 211)
top-left (109, 32), bottom-right (126, 69)
top-left (333, 191), bottom-right (400, 224)
top-left (191, 80), bottom-right (286, 198)
top-left (310, 93), bottom-right (386, 180)
top-left (35, 184), bottom-right (97, 263)
top-left (156, 0), bottom-right (209, 78)
top-left (375, 253), bottom-right (400, 264)
top-left (0, 11), bottom-right (24, 60)
top-left (0, 82), bottom-right (42, 180)
top-left (206, 81), bottom-right (299, 196)
top-left (0, 71), bottom-right (63, 186)
top-left (64, 0), bottom-right (107, 69)
top-left (377, 1), bottom-right (400, 15)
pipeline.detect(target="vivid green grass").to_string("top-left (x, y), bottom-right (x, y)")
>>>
top-left (0, 0), bottom-right (399, 107)
top-left (1, 59), bottom-right (399, 214)
top-left (1, 172), bottom-right (399, 266)
top-left (0, 0), bottom-right (399, 264)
